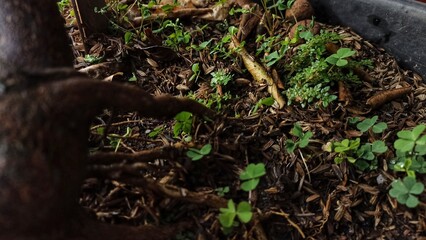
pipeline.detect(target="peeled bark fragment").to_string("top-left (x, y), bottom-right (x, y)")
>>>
top-left (366, 86), bottom-right (412, 109)
top-left (230, 36), bottom-right (286, 108)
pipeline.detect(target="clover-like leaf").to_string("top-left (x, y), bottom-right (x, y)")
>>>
top-left (356, 116), bottom-right (378, 133)
top-left (411, 125), bottom-right (426, 139)
top-left (405, 195), bottom-right (420, 208)
top-left (236, 201), bottom-right (253, 223)
top-left (290, 124), bottom-right (303, 138)
top-left (389, 176), bottom-right (424, 208)
top-left (416, 135), bottom-right (426, 145)
top-left (241, 178), bottom-right (260, 191)
top-left (240, 163), bottom-right (266, 180)
top-left (186, 150), bottom-right (203, 161)
top-left (389, 179), bottom-right (409, 197)
top-left (336, 48), bottom-right (356, 58)
top-left (394, 138), bottom-right (415, 153)
top-left (325, 56), bottom-right (338, 65)
top-left (372, 140), bottom-right (388, 153)
top-left (372, 122), bottom-right (388, 133)
top-left (200, 143), bottom-right (212, 155)
top-left (219, 200), bottom-right (237, 228)
top-left (285, 140), bottom-right (297, 153)
top-left (355, 160), bottom-right (370, 171)
top-left (409, 181), bottom-right (424, 194)
top-left (299, 131), bottom-right (313, 148)
top-left (336, 59), bottom-right (348, 67)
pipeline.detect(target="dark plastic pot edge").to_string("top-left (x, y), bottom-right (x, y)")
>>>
top-left (310, 0), bottom-right (426, 79)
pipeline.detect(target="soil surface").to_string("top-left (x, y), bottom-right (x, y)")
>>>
top-left (63, 1), bottom-right (426, 239)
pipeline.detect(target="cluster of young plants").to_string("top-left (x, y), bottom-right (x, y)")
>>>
top-left (218, 163), bottom-right (266, 233)
top-left (154, 19), bottom-right (191, 50)
top-left (258, 0), bottom-right (295, 18)
top-left (325, 116), bottom-right (388, 171)
top-left (325, 116), bottom-right (425, 207)
top-left (173, 111), bottom-right (193, 140)
top-left (255, 33), bottom-right (294, 67)
top-left (388, 124), bottom-right (426, 207)
top-left (282, 28), bottom-right (371, 108)
top-left (210, 69), bottom-right (233, 88)
top-left (211, 26), bottom-right (239, 60)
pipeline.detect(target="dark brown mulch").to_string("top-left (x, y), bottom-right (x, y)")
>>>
top-left (63, 2), bottom-right (426, 239)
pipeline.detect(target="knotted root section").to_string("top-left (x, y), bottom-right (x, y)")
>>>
top-left (0, 76), bottom-right (217, 239)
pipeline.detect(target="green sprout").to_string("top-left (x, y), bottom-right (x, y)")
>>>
top-left (124, 31), bottom-right (133, 44)
top-left (147, 125), bottom-right (164, 138)
top-left (326, 48), bottom-right (356, 67)
top-left (189, 63), bottom-right (201, 82)
top-left (356, 116), bottom-right (387, 133)
top-left (219, 200), bottom-right (253, 228)
top-left (391, 124), bottom-right (426, 176)
top-left (286, 123), bottom-right (313, 153)
top-left (251, 97), bottom-right (275, 114)
top-left (107, 127), bottom-right (132, 152)
top-left (394, 124), bottom-right (426, 153)
top-left (239, 163), bottom-right (266, 191)
top-left (186, 143), bottom-right (212, 161)
top-left (389, 176), bottom-right (424, 208)
top-left (84, 54), bottom-right (103, 64)
top-left (210, 70), bottom-right (233, 88)
top-left (173, 111), bottom-right (193, 138)
top-left (215, 186), bottom-right (230, 197)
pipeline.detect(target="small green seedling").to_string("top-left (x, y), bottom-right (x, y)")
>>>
top-left (356, 116), bottom-right (387, 133)
top-left (354, 140), bottom-right (388, 170)
top-left (286, 123), bottom-right (313, 153)
top-left (219, 200), bottom-right (253, 228)
top-left (210, 70), bottom-right (233, 87)
top-left (391, 124), bottom-right (426, 176)
top-left (389, 176), bottom-right (424, 208)
top-left (186, 143), bottom-right (212, 161)
top-left (329, 138), bottom-right (361, 164)
top-left (326, 48), bottom-right (356, 67)
top-left (173, 111), bottom-right (193, 138)
top-left (240, 163), bottom-right (266, 191)
top-left (124, 31), bottom-right (133, 44)
top-left (348, 117), bottom-right (361, 124)
top-left (128, 73), bottom-right (137, 82)
top-left (157, 19), bottom-right (191, 50)
top-left (107, 127), bottom-right (132, 152)
top-left (328, 137), bottom-right (387, 170)
top-left (191, 39), bottom-right (212, 51)
top-left (394, 124), bottom-right (426, 153)
top-left (189, 63), bottom-right (201, 82)
top-left (251, 97), bottom-right (274, 114)
top-left (148, 125), bottom-right (164, 138)
top-left (215, 186), bottom-right (230, 197)
top-left (84, 54), bottom-right (103, 64)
